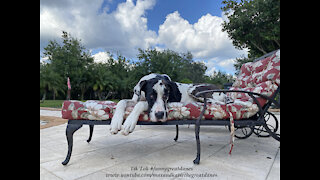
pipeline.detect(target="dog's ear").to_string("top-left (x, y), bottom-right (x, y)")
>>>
top-left (188, 84), bottom-right (219, 102)
top-left (139, 80), bottom-right (147, 94)
top-left (135, 80), bottom-right (148, 101)
top-left (166, 80), bottom-right (181, 102)
top-left (162, 74), bottom-right (171, 82)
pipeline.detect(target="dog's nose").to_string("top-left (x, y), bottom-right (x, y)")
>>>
top-left (155, 111), bottom-right (164, 119)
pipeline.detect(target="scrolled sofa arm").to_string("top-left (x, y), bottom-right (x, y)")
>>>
top-left (195, 87), bottom-right (280, 109)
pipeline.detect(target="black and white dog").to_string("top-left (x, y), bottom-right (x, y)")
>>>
top-left (110, 73), bottom-right (219, 135)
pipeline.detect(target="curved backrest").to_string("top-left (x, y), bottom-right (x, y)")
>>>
top-left (233, 49), bottom-right (280, 89)
top-left (229, 50), bottom-right (280, 106)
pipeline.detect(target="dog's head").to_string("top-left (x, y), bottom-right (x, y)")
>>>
top-left (134, 74), bottom-right (179, 122)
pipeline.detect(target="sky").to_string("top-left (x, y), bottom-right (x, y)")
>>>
top-left (40, 0), bottom-right (248, 75)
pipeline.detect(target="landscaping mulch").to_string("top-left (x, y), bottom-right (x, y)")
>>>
top-left (40, 115), bottom-right (67, 129)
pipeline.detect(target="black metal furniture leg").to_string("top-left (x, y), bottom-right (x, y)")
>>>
top-left (193, 97), bottom-right (207, 165)
top-left (62, 123), bottom-right (83, 165)
top-left (193, 122), bottom-right (201, 164)
top-left (87, 125), bottom-right (94, 143)
top-left (174, 125), bottom-right (179, 141)
top-left (263, 122), bottom-right (280, 142)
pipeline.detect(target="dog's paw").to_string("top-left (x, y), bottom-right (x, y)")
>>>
top-left (159, 119), bottom-right (167, 123)
top-left (110, 128), bottom-right (120, 135)
top-left (149, 119), bottom-right (158, 122)
top-left (121, 118), bottom-right (137, 136)
top-left (110, 117), bottom-right (123, 135)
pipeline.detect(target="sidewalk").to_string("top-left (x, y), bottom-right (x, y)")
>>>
top-left (40, 109), bottom-right (62, 117)
top-left (40, 109), bottom-right (280, 180)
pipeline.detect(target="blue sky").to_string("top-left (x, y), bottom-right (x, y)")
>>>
top-left (144, 0), bottom-right (223, 32)
top-left (100, 0), bottom-right (223, 31)
top-left (40, 0), bottom-right (247, 75)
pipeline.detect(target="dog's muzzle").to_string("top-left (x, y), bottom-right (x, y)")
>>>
top-left (155, 111), bottom-right (164, 120)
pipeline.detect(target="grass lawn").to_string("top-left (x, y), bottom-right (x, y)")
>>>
top-left (40, 99), bottom-right (119, 108)
top-left (40, 100), bottom-right (65, 108)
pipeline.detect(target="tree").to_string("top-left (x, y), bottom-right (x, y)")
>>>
top-left (206, 70), bottom-right (236, 88)
top-left (221, 0), bottom-right (280, 58)
top-left (42, 31), bottom-right (94, 100)
top-left (106, 54), bottom-right (134, 99)
top-left (41, 32), bottom-right (237, 100)
top-left (182, 61), bottom-right (207, 83)
top-left (91, 62), bottom-right (116, 100)
top-left (136, 48), bottom-right (207, 83)
top-left (40, 62), bottom-right (65, 101)
top-left (233, 56), bottom-right (252, 74)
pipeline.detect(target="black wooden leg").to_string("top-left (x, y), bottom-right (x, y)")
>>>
top-left (62, 122), bottom-right (83, 165)
top-left (174, 125), bottom-right (179, 141)
top-left (87, 125), bottom-right (94, 143)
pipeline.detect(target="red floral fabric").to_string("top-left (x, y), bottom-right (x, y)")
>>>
top-left (228, 50), bottom-right (280, 109)
top-left (61, 100), bottom-right (229, 121)
top-left (62, 100), bottom-right (117, 120)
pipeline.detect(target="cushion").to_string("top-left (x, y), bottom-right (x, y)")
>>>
top-left (61, 100), bottom-right (258, 121)
top-left (229, 50), bottom-right (280, 108)
top-left (62, 100), bottom-right (117, 120)
top-left (233, 50), bottom-right (280, 88)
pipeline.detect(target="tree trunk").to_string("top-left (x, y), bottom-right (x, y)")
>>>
top-left (251, 41), bottom-right (267, 54)
top-left (80, 91), bottom-right (85, 101)
top-left (67, 90), bottom-right (71, 100)
top-left (98, 91), bottom-right (102, 100)
top-left (80, 85), bottom-right (86, 100)
top-left (274, 40), bottom-right (280, 47)
top-left (41, 91), bottom-right (47, 103)
top-left (53, 90), bottom-right (56, 100)
top-left (105, 91), bottom-right (113, 100)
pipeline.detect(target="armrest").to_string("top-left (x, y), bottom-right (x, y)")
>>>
top-left (195, 88), bottom-right (280, 108)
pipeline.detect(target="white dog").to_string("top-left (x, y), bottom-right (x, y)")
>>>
top-left (110, 73), bottom-right (219, 135)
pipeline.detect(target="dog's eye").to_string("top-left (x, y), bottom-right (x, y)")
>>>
top-left (163, 95), bottom-right (167, 99)
top-left (150, 95), bottom-right (154, 99)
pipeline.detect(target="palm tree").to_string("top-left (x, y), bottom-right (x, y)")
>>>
top-left (91, 63), bottom-right (116, 100)
top-left (40, 63), bottom-right (65, 102)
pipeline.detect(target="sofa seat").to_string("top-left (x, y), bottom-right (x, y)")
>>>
top-left (61, 99), bottom-right (260, 121)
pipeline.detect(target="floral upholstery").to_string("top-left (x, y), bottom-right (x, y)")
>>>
top-left (62, 100), bottom-right (117, 120)
top-left (61, 100), bottom-right (222, 121)
top-left (62, 50), bottom-right (280, 121)
top-left (227, 49), bottom-right (280, 118)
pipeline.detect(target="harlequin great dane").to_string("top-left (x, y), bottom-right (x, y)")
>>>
top-left (110, 73), bottom-right (220, 135)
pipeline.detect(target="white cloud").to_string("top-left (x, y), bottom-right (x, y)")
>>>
top-left (92, 51), bottom-right (111, 63)
top-left (203, 57), bottom-right (237, 76)
top-left (113, 0), bottom-right (157, 51)
top-left (218, 58), bottom-right (236, 71)
top-left (40, 0), bottom-right (157, 57)
top-left (156, 11), bottom-right (246, 60)
top-left (203, 60), bottom-right (217, 76)
top-left (156, 11), bottom-right (247, 75)
top-left (40, 0), bottom-right (248, 75)
top-left (40, 56), bottom-right (49, 64)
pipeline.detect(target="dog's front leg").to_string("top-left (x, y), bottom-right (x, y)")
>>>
top-left (110, 99), bottom-right (135, 134)
top-left (122, 101), bottom-right (148, 136)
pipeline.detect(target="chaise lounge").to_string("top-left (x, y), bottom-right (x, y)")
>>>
top-left (61, 49), bottom-right (280, 165)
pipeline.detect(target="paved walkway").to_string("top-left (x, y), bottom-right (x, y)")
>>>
top-left (40, 109), bottom-right (62, 117)
top-left (40, 109), bottom-right (280, 180)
